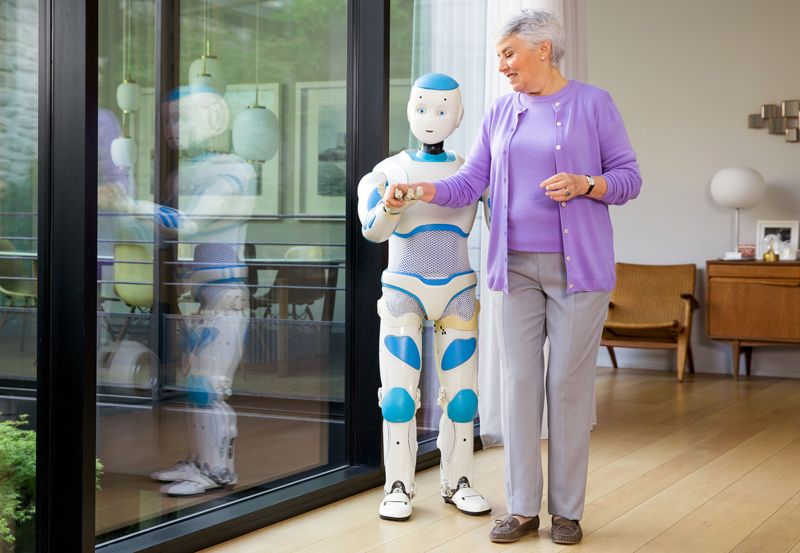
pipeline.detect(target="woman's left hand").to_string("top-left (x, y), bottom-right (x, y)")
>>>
top-left (540, 173), bottom-right (588, 202)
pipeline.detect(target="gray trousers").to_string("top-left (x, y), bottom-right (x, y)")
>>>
top-left (494, 252), bottom-right (609, 520)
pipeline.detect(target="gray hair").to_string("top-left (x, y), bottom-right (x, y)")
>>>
top-left (494, 9), bottom-right (566, 66)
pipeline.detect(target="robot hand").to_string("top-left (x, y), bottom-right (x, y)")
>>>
top-left (384, 183), bottom-right (428, 212)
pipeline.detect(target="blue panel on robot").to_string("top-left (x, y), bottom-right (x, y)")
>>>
top-left (382, 387), bottom-right (416, 422)
top-left (392, 224), bottom-right (469, 238)
top-left (367, 187), bottom-right (382, 210)
top-left (447, 389), bottom-right (478, 423)
top-left (384, 335), bottom-right (421, 370)
top-left (186, 375), bottom-right (216, 407)
top-left (413, 72), bottom-right (460, 91)
top-left (441, 338), bottom-right (477, 371)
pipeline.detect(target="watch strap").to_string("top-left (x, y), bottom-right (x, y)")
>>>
top-left (584, 175), bottom-right (595, 195)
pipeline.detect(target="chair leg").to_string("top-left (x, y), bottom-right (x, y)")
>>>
top-left (687, 343), bottom-right (695, 373)
top-left (606, 346), bottom-right (618, 369)
top-left (676, 335), bottom-right (689, 382)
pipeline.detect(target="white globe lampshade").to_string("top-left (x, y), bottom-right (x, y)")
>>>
top-left (111, 136), bottom-right (138, 169)
top-left (188, 56), bottom-right (226, 94)
top-left (709, 167), bottom-right (766, 209)
top-left (232, 106), bottom-right (279, 162)
top-left (116, 80), bottom-right (141, 113)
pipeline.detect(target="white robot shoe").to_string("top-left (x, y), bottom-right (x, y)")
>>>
top-left (158, 463), bottom-right (221, 496)
top-left (379, 481), bottom-right (413, 521)
top-left (444, 477), bottom-right (491, 516)
top-left (150, 460), bottom-right (196, 482)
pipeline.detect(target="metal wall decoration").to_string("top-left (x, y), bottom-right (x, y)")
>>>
top-left (749, 100), bottom-right (800, 142)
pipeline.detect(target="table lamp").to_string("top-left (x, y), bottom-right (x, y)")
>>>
top-left (710, 167), bottom-right (766, 259)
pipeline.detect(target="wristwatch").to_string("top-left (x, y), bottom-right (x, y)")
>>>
top-left (584, 175), bottom-right (595, 195)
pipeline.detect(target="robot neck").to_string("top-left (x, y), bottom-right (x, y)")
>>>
top-left (420, 142), bottom-right (445, 156)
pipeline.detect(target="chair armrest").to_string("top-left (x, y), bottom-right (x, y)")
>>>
top-left (680, 293), bottom-right (700, 310)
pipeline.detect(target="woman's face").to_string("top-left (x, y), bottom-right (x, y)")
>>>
top-left (496, 34), bottom-right (550, 93)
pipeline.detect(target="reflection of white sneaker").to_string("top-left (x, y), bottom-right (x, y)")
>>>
top-left (150, 461), bottom-right (196, 482)
top-left (379, 481), bottom-right (412, 521)
top-left (158, 464), bottom-right (221, 496)
top-left (444, 477), bottom-right (491, 516)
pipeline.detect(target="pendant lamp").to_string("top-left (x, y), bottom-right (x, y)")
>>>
top-left (111, 0), bottom-right (139, 169)
top-left (189, 0), bottom-right (226, 93)
top-left (232, 1), bottom-right (278, 163)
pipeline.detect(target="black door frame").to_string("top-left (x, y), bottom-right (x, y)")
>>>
top-left (35, 0), bottom-right (390, 551)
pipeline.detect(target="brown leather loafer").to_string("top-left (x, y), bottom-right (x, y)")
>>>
top-left (489, 514), bottom-right (540, 543)
top-left (551, 516), bottom-right (582, 545)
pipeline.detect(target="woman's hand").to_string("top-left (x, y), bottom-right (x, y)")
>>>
top-left (383, 182), bottom-right (436, 211)
top-left (540, 173), bottom-right (589, 202)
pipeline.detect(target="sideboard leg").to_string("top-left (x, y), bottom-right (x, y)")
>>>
top-left (744, 346), bottom-right (753, 377)
top-left (731, 341), bottom-right (740, 381)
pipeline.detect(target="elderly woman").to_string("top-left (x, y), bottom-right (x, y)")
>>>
top-left (385, 9), bottom-right (641, 546)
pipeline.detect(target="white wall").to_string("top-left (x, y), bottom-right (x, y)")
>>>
top-left (586, 0), bottom-right (800, 377)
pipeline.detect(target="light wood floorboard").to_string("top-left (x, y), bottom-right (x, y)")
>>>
top-left (204, 370), bottom-right (800, 553)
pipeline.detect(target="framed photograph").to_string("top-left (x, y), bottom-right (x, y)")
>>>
top-left (293, 80), bottom-right (412, 217)
top-left (756, 219), bottom-right (799, 258)
top-left (294, 81), bottom-right (347, 217)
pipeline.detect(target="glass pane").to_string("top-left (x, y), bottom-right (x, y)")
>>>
top-left (389, 0), bottom-right (486, 446)
top-left (0, 1), bottom-right (39, 551)
top-left (96, 0), bottom-right (347, 542)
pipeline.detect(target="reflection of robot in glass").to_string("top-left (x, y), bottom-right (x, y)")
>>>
top-left (357, 74), bottom-right (490, 520)
top-left (140, 85), bottom-right (268, 496)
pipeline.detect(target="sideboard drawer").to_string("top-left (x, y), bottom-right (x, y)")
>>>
top-left (707, 276), bottom-right (800, 341)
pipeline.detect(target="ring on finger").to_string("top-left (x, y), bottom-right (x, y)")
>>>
top-left (565, 189), bottom-right (571, 197)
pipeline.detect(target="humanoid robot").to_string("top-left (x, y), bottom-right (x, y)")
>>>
top-left (357, 73), bottom-right (490, 520)
top-left (132, 84), bottom-right (261, 495)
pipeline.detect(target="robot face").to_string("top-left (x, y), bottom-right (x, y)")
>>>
top-left (162, 87), bottom-right (230, 150)
top-left (406, 86), bottom-right (463, 145)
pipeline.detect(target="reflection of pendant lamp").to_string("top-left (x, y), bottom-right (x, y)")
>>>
top-left (111, 0), bottom-right (139, 169)
top-left (189, 0), bottom-right (226, 93)
top-left (232, 0), bottom-right (278, 163)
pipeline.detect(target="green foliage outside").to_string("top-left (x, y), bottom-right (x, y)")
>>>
top-left (0, 415), bottom-right (103, 546)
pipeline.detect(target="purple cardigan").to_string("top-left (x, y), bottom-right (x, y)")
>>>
top-left (432, 80), bottom-right (642, 293)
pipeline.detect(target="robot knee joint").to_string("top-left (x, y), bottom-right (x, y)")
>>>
top-left (186, 375), bottom-right (218, 407)
top-left (381, 387), bottom-right (417, 423)
top-left (446, 389), bottom-right (478, 423)
top-left (441, 337), bottom-right (477, 371)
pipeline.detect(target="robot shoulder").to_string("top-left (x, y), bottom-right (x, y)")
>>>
top-left (373, 154), bottom-right (410, 185)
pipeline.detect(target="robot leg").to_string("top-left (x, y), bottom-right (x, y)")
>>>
top-left (377, 295), bottom-right (423, 521)
top-left (159, 284), bottom-right (248, 496)
top-left (434, 299), bottom-right (490, 516)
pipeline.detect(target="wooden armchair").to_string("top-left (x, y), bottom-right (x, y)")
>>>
top-left (601, 263), bottom-right (700, 382)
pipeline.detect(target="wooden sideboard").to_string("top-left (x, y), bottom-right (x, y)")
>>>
top-left (706, 260), bottom-right (800, 379)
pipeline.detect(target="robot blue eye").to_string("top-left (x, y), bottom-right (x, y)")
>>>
top-left (437, 110), bottom-right (446, 117)
top-left (416, 107), bottom-right (427, 115)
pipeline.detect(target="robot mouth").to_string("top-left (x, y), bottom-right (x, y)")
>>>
top-left (425, 130), bottom-right (433, 133)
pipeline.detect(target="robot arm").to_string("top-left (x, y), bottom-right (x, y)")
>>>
top-left (98, 182), bottom-right (198, 237)
top-left (358, 171), bottom-right (404, 243)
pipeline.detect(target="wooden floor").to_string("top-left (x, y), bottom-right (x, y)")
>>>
top-left (203, 368), bottom-right (800, 553)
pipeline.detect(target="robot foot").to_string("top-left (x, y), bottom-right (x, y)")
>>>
top-left (150, 460), bottom-right (197, 482)
top-left (443, 477), bottom-right (491, 516)
top-left (157, 463), bottom-right (223, 496)
top-left (379, 481), bottom-right (412, 522)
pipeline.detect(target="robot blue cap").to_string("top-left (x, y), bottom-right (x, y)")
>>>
top-left (413, 73), bottom-right (460, 91)
top-left (166, 84), bottom-right (222, 102)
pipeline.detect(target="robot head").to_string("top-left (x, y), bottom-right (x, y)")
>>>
top-left (162, 85), bottom-right (230, 151)
top-left (406, 73), bottom-right (464, 145)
